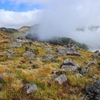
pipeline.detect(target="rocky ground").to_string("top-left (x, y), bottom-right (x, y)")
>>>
top-left (0, 31), bottom-right (100, 100)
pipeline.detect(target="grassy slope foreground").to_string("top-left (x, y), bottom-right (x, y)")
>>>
top-left (0, 31), bottom-right (100, 100)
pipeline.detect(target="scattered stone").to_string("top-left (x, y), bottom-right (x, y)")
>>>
top-left (25, 46), bottom-right (33, 52)
top-left (56, 49), bottom-right (66, 55)
top-left (43, 53), bottom-right (54, 60)
top-left (90, 74), bottom-right (98, 80)
top-left (7, 50), bottom-right (16, 54)
top-left (7, 53), bottom-right (13, 59)
top-left (67, 41), bottom-right (79, 49)
top-left (24, 83), bottom-right (37, 94)
top-left (53, 74), bottom-right (67, 85)
top-left (44, 48), bottom-right (52, 51)
top-left (60, 59), bottom-right (80, 71)
top-left (84, 60), bottom-right (97, 66)
top-left (29, 60), bottom-right (34, 64)
top-left (8, 42), bottom-right (22, 48)
top-left (74, 73), bottom-right (82, 78)
top-left (36, 58), bottom-right (41, 62)
top-left (28, 66), bottom-right (34, 70)
top-left (51, 70), bottom-right (59, 75)
top-left (44, 42), bottom-right (50, 46)
top-left (91, 55), bottom-right (99, 59)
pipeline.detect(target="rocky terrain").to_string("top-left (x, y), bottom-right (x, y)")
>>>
top-left (0, 31), bottom-right (100, 100)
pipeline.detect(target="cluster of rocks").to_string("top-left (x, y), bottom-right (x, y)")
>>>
top-left (43, 53), bottom-right (59, 61)
top-left (8, 42), bottom-right (22, 48)
top-left (67, 41), bottom-right (79, 49)
top-left (84, 80), bottom-right (100, 100)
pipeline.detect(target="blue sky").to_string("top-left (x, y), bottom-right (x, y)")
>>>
top-left (0, 1), bottom-right (42, 12)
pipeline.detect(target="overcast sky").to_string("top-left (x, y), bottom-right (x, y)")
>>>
top-left (0, 0), bottom-right (100, 48)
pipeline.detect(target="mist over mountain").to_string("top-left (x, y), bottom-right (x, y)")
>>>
top-left (28, 0), bottom-right (100, 50)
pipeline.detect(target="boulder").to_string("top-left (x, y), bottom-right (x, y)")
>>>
top-left (24, 83), bottom-right (37, 94)
top-left (22, 52), bottom-right (35, 59)
top-left (85, 80), bottom-right (100, 100)
top-left (56, 49), bottom-right (66, 55)
top-left (60, 59), bottom-right (80, 71)
top-left (53, 74), bottom-right (67, 85)
top-left (66, 48), bottom-right (80, 56)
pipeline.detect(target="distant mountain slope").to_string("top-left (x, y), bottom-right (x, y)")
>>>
top-left (18, 26), bottom-right (30, 32)
top-left (0, 27), bottom-right (17, 34)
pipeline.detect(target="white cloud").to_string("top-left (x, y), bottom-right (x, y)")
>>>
top-left (0, 9), bottom-right (41, 28)
top-left (29, 0), bottom-right (100, 48)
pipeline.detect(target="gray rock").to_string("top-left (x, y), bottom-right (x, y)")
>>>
top-left (25, 46), bottom-right (33, 52)
top-left (51, 70), bottom-right (59, 74)
top-left (29, 60), bottom-right (34, 64)
top-left (94, 50), bottom-right (99, 54)
top-left (74, 73), bottom-right (82, 78)
top-left (84, 60), bottom-right (97, 66)
top-left (8, 42), bottom-right (22, 48)
top-left (91, 55), bottom-right (99, 59)
top-left (28, 66), bottom-right (34, 70)
top-left (22, 52), bottom-right (35, 59)
top-left (56, 49), bottom-right (66, 55)
top-left (36, 58), bottom-right (41, 62)
top-left (66, 48), bottom-right (80, 56)
top-left (7, 53), bottom-right (13, 59)
top-left (57, 48), bottom-right (80, 56)
top-left (24, 83), bottom-right (37, 94)
top-left (85, 80), bottom-right (100, 100)
top-left (78, 66), bottom-right (92, 74)
top-left (53, 74), bottom-right (67, 85)
top-left (44, 48), bottom-right (52, 51)
top-left (7, 50), bottom-right (16, 54)
top-left (60, 59), bottom-right (80, 71)
top-left (43, 53), bottom-right (54, 60)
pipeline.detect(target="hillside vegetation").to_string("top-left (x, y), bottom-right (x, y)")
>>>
top-left (0, 31), bottom-right (100, 100)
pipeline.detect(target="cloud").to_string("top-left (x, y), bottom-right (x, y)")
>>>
top-left (0, 9), bottom-right (40, 28)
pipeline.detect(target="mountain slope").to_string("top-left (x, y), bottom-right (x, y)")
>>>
top-left (0, 32), bottom-right (99, 100)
